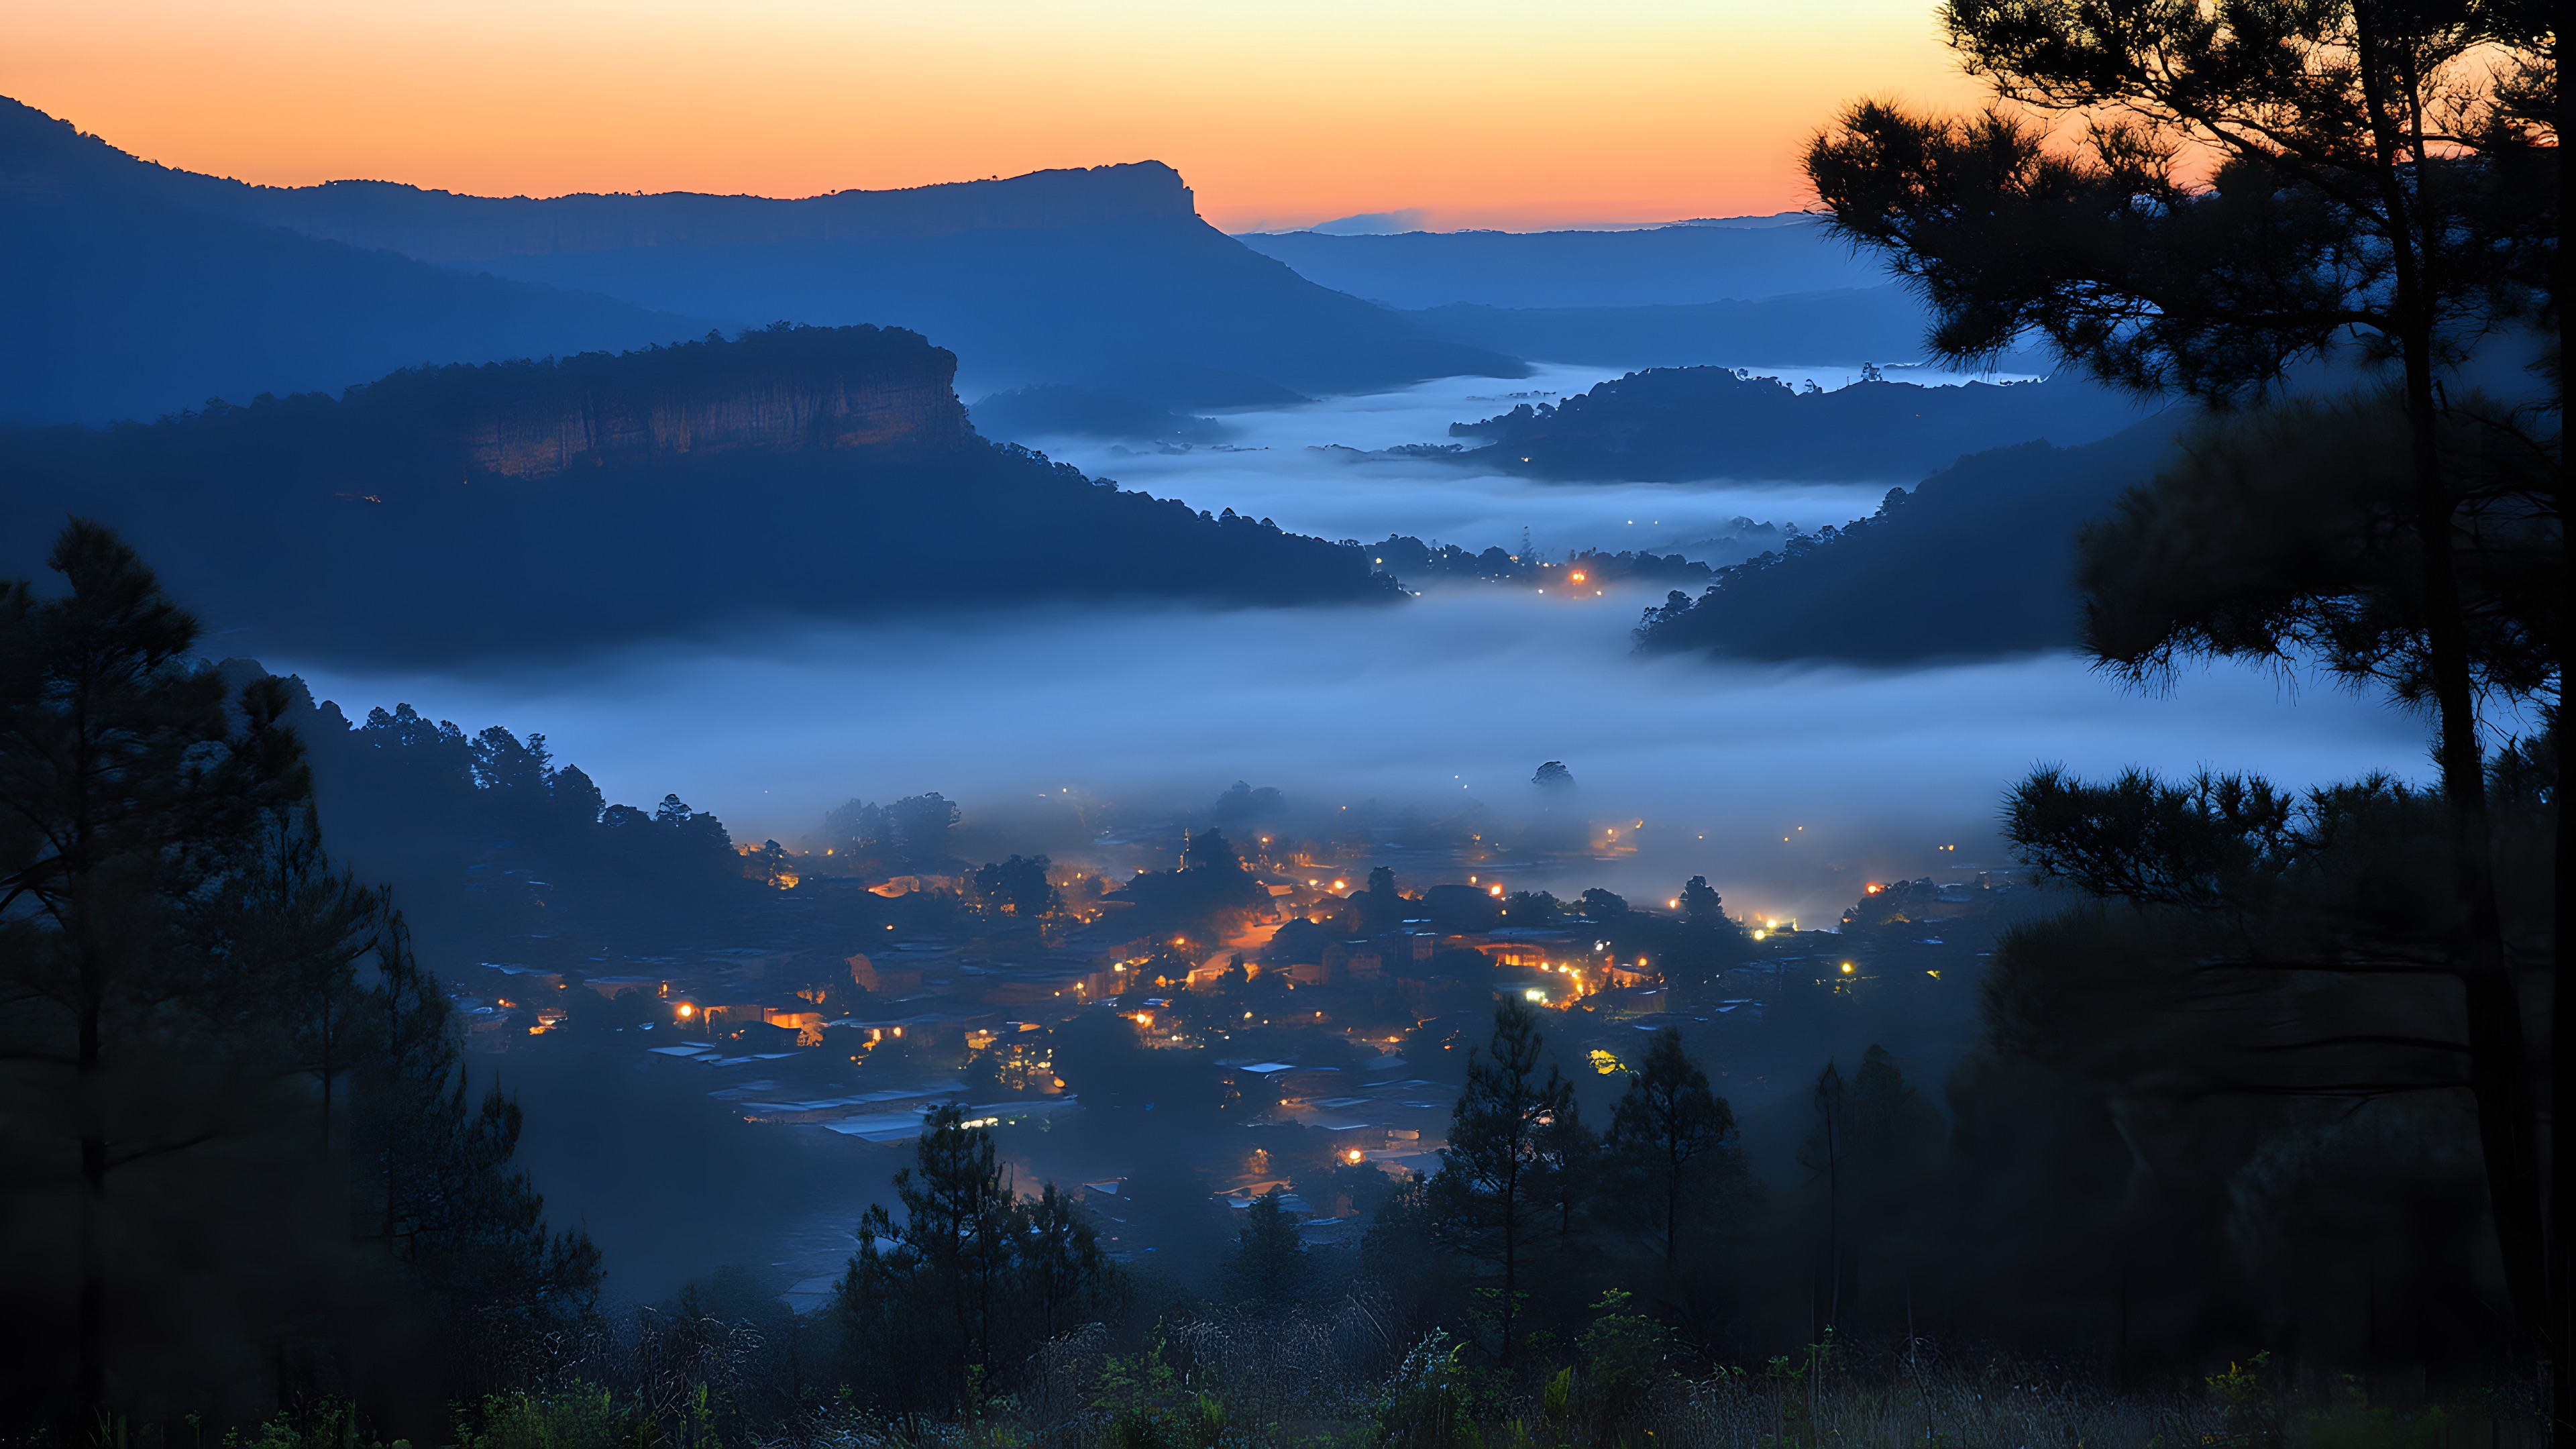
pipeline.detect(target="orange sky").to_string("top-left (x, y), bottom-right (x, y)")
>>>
top-left (1, 1), bottom-right (1985, 231)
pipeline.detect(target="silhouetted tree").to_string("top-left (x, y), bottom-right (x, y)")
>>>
top-left (1607, 1028), bottom-right (1737, 1265)
top-left (0, 521), bottom-right (311, 1425)
top-left (971, 853), bottom-right (1057, 917)
top-left (1803, 0), bottom-right (2561, 1358)
top-left (1225, 1187), bottom-right (1311, 1303)
top-left (1433, 998), bottom-right (1574, 1364)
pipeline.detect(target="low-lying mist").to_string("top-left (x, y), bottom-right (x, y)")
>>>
top-left (1008, 362), bottom-right (1986, 559)
top-left (280, 585), bottom-right (2428, 926)
top-left (268, 362), bottom-right (2434, 923)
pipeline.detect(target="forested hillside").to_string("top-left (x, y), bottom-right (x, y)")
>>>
top-left (1634, 416), bottom-right (2188, 661)
top-left (0, 324), bottom-right (1397, 665)
top-left (1452, 367), bottom-right (2157, 482)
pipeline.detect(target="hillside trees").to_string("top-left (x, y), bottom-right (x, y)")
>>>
top-left (1805, 0), bottom-right (2562, 1384)
top-left (1225, 1187), bottom-right (1313, 1303)
top-left (1432, 998), bottom-right (1580, 1364)
top-left (834, 1106), bottom-right (1118, 1415)
top-left (1607, 1026), bottom-right (1744, 1266)
top-left (0, 522), bottom-right (594, 1433)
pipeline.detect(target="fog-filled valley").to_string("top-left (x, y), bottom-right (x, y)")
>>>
top-left (0, 32), bottom-right (2563, 1449)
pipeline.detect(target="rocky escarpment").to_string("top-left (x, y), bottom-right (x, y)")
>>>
top-left (347, 323), bottom-right (971, 479)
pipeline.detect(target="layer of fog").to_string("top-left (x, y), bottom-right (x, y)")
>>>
top-left (277, 361), bottom-right (2432, 925)
top-left (1015, 362), bottom-right (2037, 561)
top-left (288, 587), bottom-right (2427, 926)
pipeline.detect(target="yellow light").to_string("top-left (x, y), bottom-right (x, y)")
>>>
top-left (1841, 963), bottom-right (1856, 974)
top-left (1332, 880), bottom-right (1347, 891)
top-left (1346, 1149), bottom-right (1365, 1163)
top-left (1752, 930), bottom-right (1767, 941)
top-left (677, 1004), bottom-right (695, 1016)
top-left (1668, 899), bottom-right (1680, 909)
top-left (1489, 884), bottom-right (1504, 897)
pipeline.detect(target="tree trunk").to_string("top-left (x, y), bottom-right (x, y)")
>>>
top-left (2551, 36), bottom-right (2572, 1435)
top-left (76, 910), bottom-right (107, 1433)
top-left (2353, 0), bottom-right (2550, 1350)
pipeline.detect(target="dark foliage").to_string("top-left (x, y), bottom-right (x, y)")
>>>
top-left (2079, 391), bottom-right (2558, 704)
top-left (0, 325), bottom-right (1399, 667)
top-left (1635, 415), bottom-right (2188, 661)
top-left (0, 523), bottom-right (594, 1438)
top-left (835, 1107), bottom-right (1118, 1414)
top-left (1448, 367), bottom-right (2149, 482)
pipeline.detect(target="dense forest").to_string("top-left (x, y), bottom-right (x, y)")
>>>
top-left (1448, 368), bottom-right (2153, 482)
top-left (0, 325), bottom-right (1397, 665)
top-left (1633, 417), bottom-right (2186, 661)
top-left (0, 524), bottom-right (601, 1438)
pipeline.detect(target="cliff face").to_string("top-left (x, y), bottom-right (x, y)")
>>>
top-left (346, 324), bottom-right (972, 480)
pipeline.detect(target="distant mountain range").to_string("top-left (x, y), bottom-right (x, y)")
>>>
top-left (0, 97), bottom-right (1521, 425)
top-left (1231, 218), bottom-right (2037, 372)
top-left (1448, 368), bottom-right (2159, 482)
top-left (0, 101), bottom-right (709, 428)
top-left (1236, 219), bottom-right (1887, 308)
top-left (1402, 289), bottom-right (1944, 372)
top-left (0, 325), bottom-right (1395, 665)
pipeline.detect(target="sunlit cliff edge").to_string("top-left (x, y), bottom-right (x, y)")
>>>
top-left (358, 325), bottom-right (973, 480)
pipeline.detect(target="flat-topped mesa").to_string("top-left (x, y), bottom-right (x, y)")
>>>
top-left (0, 100), bottom-right (1199, 261)
top-left (235, 162), bottom-right (1202, 264)
top-left (347, 323), bottom-right (971, 480)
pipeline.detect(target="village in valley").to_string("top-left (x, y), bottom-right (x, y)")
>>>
top-left (444, 783), bottom-right (2040, 1300)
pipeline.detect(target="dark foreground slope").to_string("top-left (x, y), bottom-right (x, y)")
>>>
top-left (0, 99), bottom-right (707, 426)
top-left (1633, 415), bottom-right (2189, 661)
top-left (1452, 367), bottom-right (2158, 482)
top-left (0, 325), bottom-right (1395, 665)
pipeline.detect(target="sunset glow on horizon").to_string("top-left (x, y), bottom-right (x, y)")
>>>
top-left (1, 0), bottom-right (1984, 231)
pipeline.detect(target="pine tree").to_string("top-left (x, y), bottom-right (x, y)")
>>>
top-left (1802, 0), bottom-right (2562, 1364)
top-left (1607, 1027), bottom-right (1737, 1265)
top-left (1432, 997), bottom-right (1574, 1364)
top-left (1224, 1187), bottom-right (1311, 1302)
top-left (0, 521), bottom-right (311, 1424)
top-left (1020, 1179), bottom-right (1112, 1335)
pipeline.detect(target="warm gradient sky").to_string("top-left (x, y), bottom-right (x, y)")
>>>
top-left (1, 0), bottom-right (1984, 231)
